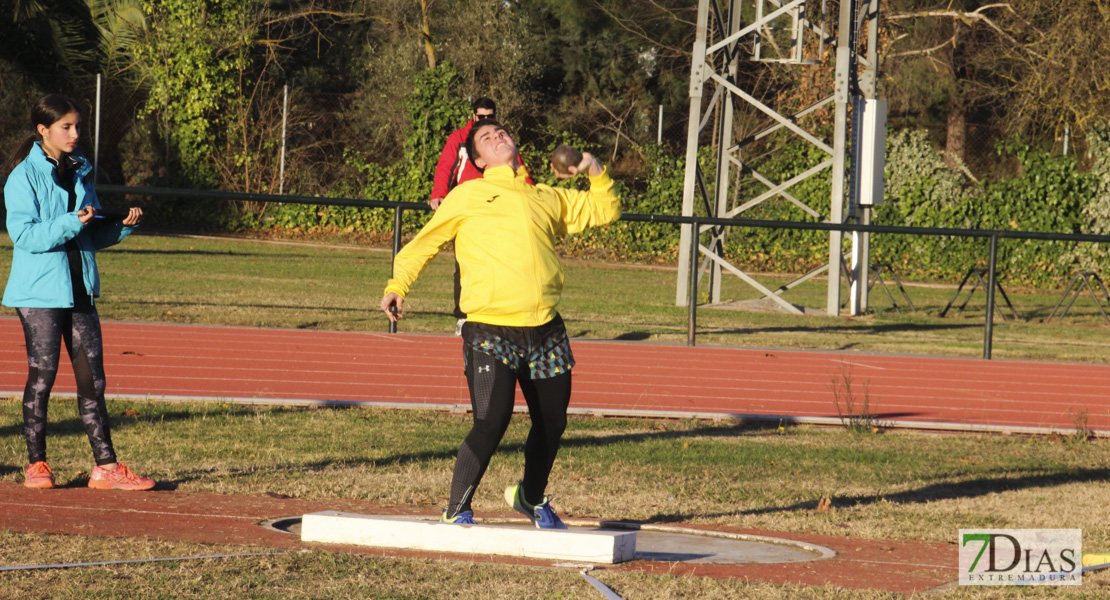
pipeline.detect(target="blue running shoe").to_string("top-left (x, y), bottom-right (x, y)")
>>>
top-left (505, 482), bottom-right (567, 530)
top-left (441, 509), bottom-right (476, 525)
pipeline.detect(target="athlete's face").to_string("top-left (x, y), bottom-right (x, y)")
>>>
top-left (37, 110), bottom-right (80, 160)
top-left (472, 123), bottom-right (517, 171)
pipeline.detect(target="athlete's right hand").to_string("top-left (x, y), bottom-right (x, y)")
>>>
top-left (570, 152), bottom-right (603, 178)
top-left (428, 197), bottom-right (444, 210)
top-left (381, 292), bottom-right (404, 322)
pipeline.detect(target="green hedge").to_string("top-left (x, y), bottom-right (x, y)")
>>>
top-left (872, 132), bottom-right (1098, 286)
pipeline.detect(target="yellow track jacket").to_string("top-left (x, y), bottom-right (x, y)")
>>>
top-left (384, 164), bottom-right (621, 327)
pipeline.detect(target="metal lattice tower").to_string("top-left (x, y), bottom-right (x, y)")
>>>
top-left (675, 0), bottom-right (882, 316)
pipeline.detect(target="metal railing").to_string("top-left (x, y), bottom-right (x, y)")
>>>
top-left (98, 184), bottom-right (1110, 358)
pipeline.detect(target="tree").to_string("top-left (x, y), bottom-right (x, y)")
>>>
top-left (1, 0), bottom-right (143, 82)
top-left (132, 0), bottom-right (256, 187)
top-left (0, 0), bottom-right (146, 183)
top-left (516, 0), bottom-right (699, 144)
top-left (883, 1), bottom-right (1024, 167)
top-left (419, 0), bottom-right (435, 69)
top-left (130, 0), bottom-right (372, 192)
top-left (350, 0), bottom-right (548, 163)
top-left (988, 0), bottom-right (1110, 135)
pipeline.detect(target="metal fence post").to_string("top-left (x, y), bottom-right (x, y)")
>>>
top-left (94, 74), bottom-right (102, 182)
top-left (657, 105), bottom-right (663, 145)
top-left (687, 219), bottom-right (699, 346)
top-left (389, 205), bottom-right (404, 334)
top-left (279, 84), bottom-right (288, 195)
top-left (983, 233), bottom-right (999, 359)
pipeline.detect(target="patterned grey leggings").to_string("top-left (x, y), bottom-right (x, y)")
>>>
top-left (16, 307), bottom-right (117, 466)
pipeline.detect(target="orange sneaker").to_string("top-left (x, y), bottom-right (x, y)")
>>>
top-left (88, 462), bottom-right (155, 491)
top-left (24, 461), bottom-right (54, 489)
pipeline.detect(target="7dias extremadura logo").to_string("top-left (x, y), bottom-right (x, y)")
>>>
top-left (959, 529), bottom-right (1082, 586)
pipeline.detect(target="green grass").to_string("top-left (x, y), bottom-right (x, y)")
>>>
top-left (0, 400), bottom-right (1108, 598)
top-left (3, 532), bottom-right (1108, 599)
top-left (2, 232), bottom-right (1110, 361)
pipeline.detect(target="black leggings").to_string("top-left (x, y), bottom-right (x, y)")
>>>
top-left (16, 306), bottom-right (117, 466)
top-left (446, 346), bottom-right (571, 517)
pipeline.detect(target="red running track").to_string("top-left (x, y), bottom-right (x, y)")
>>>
top-left (2, 317), bottom-right (1108, 434)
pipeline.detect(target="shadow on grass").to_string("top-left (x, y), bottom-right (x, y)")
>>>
top-left (110, 248), bottom-right (343, 259)
top-left (642, 468), bottom-right (1110, 524)
top-left (51, 412), bottom-right (1098, 515)
top-left (570, 320), bottom-right (983, 343)
top-left (703, 321), bottom-right (983, 337)
top-left (0, 409), bottom-right (202, 440)
top-left (106, 300), bottom-right (462, 329)
top-left (160, 422), bottom-right (773, 486)
top-left (112, 299), bottom-right (370, 313)
top-left (49, 476), bottom-right (178, 491)
top-left (1026, 307), bottom-right (1110, 323)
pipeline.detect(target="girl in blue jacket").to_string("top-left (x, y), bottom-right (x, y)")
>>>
top-left (2, 94), bottom-right (154, 491)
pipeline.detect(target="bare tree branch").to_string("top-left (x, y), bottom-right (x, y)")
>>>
top-left (886, 34), bottom-right (955, 58)
top-left (592, 98), bottom-right (641, 162)
top-left (587, 0), bottom-right (691, 56)
top-left (263, 10), bottom-right (374, 27)
top-left (886, 3), bottom-right (1052, 63)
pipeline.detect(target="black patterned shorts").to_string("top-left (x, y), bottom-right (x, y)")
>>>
top-left (461, 314), bottom-right (575, 379)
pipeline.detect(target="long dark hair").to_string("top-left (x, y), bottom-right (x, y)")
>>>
top-left (1, 94), bottom-right (82, 177)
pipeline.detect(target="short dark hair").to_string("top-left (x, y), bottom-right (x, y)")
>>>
top-left (471, 97), bottom-right (496, 114)
top-left (465, 118), bottom-right (504, 173)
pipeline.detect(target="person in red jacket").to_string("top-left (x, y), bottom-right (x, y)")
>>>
top-left (430, 98), bottom-right (532, 331)
top-left (429, 98), bottom-right (497, 211)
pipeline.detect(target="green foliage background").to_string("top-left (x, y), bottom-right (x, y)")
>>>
top-left (251, 63), bottom-right (472, 240)
top-left (873, 131), bottom-right (1100, 286)
top-left (225, 61), bottom-right (1110, 289)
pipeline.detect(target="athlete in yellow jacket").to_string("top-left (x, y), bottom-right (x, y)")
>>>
top-left (381, 120), bottom-right (620, 528)
top-left (383, 142), bottom-right (619, 325)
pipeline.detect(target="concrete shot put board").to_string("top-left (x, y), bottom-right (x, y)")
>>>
top-left (301, 511), bottom-right (637, 564)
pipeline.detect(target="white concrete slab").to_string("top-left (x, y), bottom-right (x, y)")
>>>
top-left (300, 511), bottom-right (637, 564)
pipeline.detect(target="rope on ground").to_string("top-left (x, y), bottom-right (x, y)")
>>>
top-left (0, 550), bottom-right (301, 572)
top-left (581, 567), bottom-right (624, 600)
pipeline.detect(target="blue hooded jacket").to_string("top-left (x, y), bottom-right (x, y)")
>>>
top-left (3, 142), bottom-right (136, 308)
